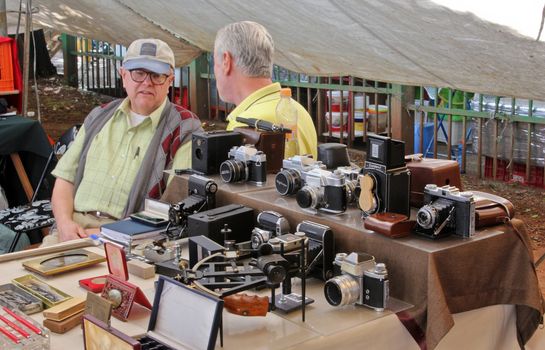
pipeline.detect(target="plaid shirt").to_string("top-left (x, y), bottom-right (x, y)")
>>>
top-left (52, 98), bottom-right (191, 218)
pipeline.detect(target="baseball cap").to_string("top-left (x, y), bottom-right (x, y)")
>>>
top-left (123, 38), bottom-right (175, 74)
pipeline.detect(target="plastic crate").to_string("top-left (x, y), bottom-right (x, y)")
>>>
top-left (484, 156), bottom-right (544, 188)
top-left (0, 39), bottom-right (15, 92)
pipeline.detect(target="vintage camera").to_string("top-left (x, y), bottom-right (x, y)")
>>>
top-left (168, 174), bottom-right (217, 226)
top-left (275, 155), bottom-right (326, 195)
top-left (253, 254), bottom-right (289, 284)
top-left (324, 252), bottom-right (389, 311)
top-left (257, 211), bottom-right (290, 235)
top-left (295, 168), bottom-right (348, 213)
top-left (219, 145), bottom-right (267, 186)
top-left (415, 184), bottom-right (476, 238)
top-left (358, 134), bottom-right (410, 217)
top-left (261, 233), bottom-right (307, 254)
top-left (251, 211), bottom-right (291, 249)
top-left (296, 221), bottom-right (334, 281)
top-left (336, 165), bottom-right (361, 205)
top-left (191, 131), bottom-right (243, 175)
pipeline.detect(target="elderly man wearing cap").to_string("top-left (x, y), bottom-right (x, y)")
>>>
top-left (47, 38), bottom-right (203, 243)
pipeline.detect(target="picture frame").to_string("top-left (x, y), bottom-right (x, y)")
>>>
top-left (22, 249), bottom-right (106, 277)
top-left (83, 314), bottom-right (141, 350)
top-left (101, 275), bottom-right (151, 321)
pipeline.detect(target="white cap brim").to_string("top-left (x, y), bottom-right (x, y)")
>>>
top-left (123, 57), bottom-right (171, 74)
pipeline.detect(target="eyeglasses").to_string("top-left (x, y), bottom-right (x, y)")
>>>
top-left (128, 69), bottom-right (170, 85)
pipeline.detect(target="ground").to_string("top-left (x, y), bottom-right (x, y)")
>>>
top-left (27, 76), bottom-right (545, 296)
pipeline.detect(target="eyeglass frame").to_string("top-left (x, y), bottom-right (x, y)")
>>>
top-left (127, 69), bottom-right (171, 85)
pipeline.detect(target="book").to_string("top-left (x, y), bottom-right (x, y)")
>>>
top-left (100, 219), bottom-right (166, 244)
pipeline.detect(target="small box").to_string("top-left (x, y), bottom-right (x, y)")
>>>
top-left (140, 276), bottom-right (223, 350)
top-left (12, 275), bottom-right (72, 309)
top-left (191, 131), bottom-right (242, 174)
top-left (0, 283), bottom-right (43, 314)
top-left (187, 204), bottom-right (254, 244)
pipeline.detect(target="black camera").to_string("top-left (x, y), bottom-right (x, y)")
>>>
top-left (415, 184), bottom-right (476, 238)
top-left (253, 254), bottom-right (289, 284)
top-left (220, 145), bottom-right (267, 186)
top-left (250, 211), bottom-right (291, 249)
top-left (168, 174), bottom-right (217, 226)
top-left (358, 134), bottom-right (410, 217)
top-left (296, 221), bottom-right (334, 281)
top-left (324, 252), bottom-right (389, 311)
top-left (275, 155), bottom-right (326, 196)
top-left (191, 131), bottom-right (242, 175)
top-left (295, 168), bottom-right (348, 213)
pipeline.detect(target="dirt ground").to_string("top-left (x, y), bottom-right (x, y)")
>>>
top-left (27, 76), bottom-right (545, 296)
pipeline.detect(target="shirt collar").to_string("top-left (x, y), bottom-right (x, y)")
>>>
top-left (227, 82), bottom-right (281, 122)
top-left (117, 97), bottom-right (168, 129)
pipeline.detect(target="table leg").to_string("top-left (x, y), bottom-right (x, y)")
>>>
top-left (10, 153), bottom-right (34, 201)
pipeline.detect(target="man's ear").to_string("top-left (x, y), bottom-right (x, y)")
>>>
top-left (222, 51), bottom-right (233, 75)
top-left (118, 67), bottom-right (127, 88)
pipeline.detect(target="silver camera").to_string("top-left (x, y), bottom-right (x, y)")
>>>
top-left (324, 252), bottom-right (389, 311)
top-left (416, 185), bottom-right (475, 238)
top-left (335, 165), bottom-right (361, 205)
top-left (275, 155), bottom-right (326, 195)
top-left (220, 145), bottom-right (267, 186)
top-left (296, 168), bottom-right (348, 213)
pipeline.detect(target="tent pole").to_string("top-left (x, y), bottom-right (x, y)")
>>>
top-left (21, 0), bottom-right (31, 117)
top-left (0, 0), bottom-right (7, 36)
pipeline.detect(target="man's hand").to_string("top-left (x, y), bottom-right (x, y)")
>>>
top-left (56, 218), bottom-right (87, 241)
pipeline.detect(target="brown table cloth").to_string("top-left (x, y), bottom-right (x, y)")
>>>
top-left (162, 175), bottom-right (544, 350)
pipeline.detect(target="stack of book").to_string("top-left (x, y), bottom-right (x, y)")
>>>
top-left (100, 219), bottom-right (166, 246)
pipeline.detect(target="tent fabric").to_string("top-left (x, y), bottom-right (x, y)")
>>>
top-left (6, 0), bottom-right (545, 100)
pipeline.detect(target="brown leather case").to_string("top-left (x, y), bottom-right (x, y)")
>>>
top-left (406, 156), bottom-right (462, 207)
top-left (472, 191), bottom-right (515, 228)
top-left (364, 212), bottom-right (415, 238)
top-left (234, 127), bottom-right (285, 173)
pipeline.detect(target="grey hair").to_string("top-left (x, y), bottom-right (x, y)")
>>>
top-left (214, 21), bottom-right (274, 78)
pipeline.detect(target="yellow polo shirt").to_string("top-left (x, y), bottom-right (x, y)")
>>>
top-left (52, 98), bottom-right (191, 218)
top-left (226, 82), bottom-right (318, 159)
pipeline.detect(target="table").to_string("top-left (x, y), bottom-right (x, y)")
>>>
top-left (162, 174), bottom-right (545, 349)
top-left (0, 115), bottom-right (53, 206)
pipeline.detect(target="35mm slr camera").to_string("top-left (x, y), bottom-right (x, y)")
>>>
top-left (275, 155), bottom-right (326, 195)
top-left (220, 145), bottom-right (267, 186)
top-left (324, 252), bottom-right (389, 311)
top-left (168, 174), bottom-right (217, 226)
top-left (296, 168), bottom-right (349, 213)
top-left (415, 184), bottom-right (475, 238)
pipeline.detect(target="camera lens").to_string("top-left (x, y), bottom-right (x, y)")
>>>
top-left (220, 159), bottom-right (247, 183)
top-left (264, 264), bottom-right (286, 284)
top-left (205, 180), bottom-right (218, 194)
top-left (324, 274), bottom-right (360, 306)
top-left (416, 205), bottom-right (436, 229)
top-left (251, 228), bottom-right (271, 249)
top-left (275, 169), bottom-right (301, 195)
top-left (296, 186), bottom-right (322, 209)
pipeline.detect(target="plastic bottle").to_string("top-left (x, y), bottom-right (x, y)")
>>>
top-left (275, 88), bottom-right (299, 157)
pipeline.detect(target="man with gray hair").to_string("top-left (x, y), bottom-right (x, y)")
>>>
top-left (214, 21), bottom-right (317, 158)
top-left (48, 38), bottom-right (203, 242)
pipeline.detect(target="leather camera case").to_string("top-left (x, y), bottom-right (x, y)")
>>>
top-left (406, 156), bottom-right (462, 208)
top-left (472, 191), bottom-right (515, 228)
top-left (363, 212), bottom-right (415, 238)
top-left (234, 127), bottom-right (285, 173)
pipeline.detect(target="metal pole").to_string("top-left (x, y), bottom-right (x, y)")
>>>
top-left (0, 0), bottom-right (7, 37)
top-left (21, 0), bottom-right (31, 117)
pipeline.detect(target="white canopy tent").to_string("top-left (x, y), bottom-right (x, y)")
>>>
top-left (6, 0), bottom-right (545, 100)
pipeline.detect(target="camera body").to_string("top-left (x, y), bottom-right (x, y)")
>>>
top-left (416, 184), bottom-right (476, 238)
top-left (296, 221), bottom-right (334, 281)
top-left (220, 145), bottom-right (267, 186)
top-left (250, 211), bottom-right (291, 249)
top-left (324, 252), bottom-right (389, 311)
top-left (275, 155), bottom-right (326, 196)
top-left (168, 175), bottom-right (217, 226)
top-left (191, 131), bottom-right (242, 175)
top-left (296, 168), bottom-right (348, 213)
top-left (335, 165), bottom-right (361, 205)
top-left (359, 134), bottom-right (410, 217)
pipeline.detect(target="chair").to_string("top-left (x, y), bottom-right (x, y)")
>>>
top-left (0, 125), bottom-right (80, 252)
